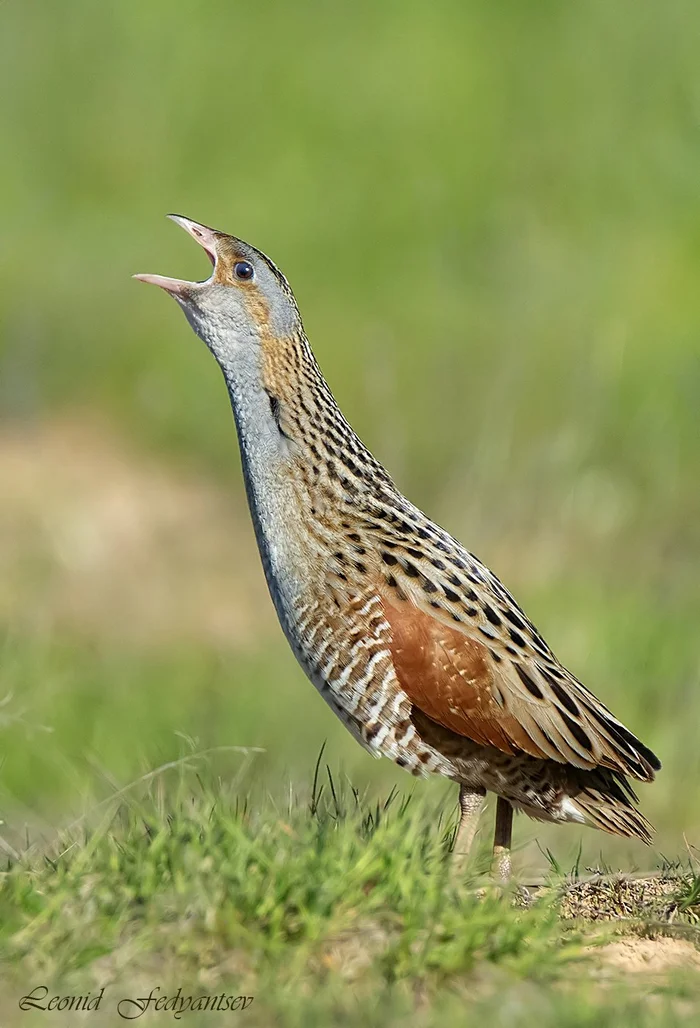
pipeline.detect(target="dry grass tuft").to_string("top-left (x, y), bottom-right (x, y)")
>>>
top-left (558, 871), bottom-right (700, 934)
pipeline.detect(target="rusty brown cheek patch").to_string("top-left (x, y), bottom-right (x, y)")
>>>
top-left (211, 239), bottom-right (254, 287)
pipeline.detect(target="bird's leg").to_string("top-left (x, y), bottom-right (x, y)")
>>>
top-left (492, 796), bottom-right (513, 881)
top-left (453, 785), bottom-right (486, 870)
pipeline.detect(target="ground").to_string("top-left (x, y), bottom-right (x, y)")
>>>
top-left (0, 772), bottom-right (699, 1028)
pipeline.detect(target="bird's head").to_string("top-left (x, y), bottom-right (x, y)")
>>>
top-left (134, 215), bottom-right (302, 371)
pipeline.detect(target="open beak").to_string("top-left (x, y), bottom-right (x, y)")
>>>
top-left (133, 214), bottom-right (220, 295)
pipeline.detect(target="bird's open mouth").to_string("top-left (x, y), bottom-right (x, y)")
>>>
top-left (133, 214), bottom-right (218, 294)
top-left (180, 217), bottom-right (217, 267)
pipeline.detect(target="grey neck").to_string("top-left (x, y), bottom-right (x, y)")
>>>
top-left (178, 295), bottom-right (320, 646)
top-left (219, 356), bottom-right (308, 639)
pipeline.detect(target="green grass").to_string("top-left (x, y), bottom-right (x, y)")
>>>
top-left (0, 775), bottom-right (572, 981)
top-left (1, 0), bottom-right (700, 1022)
top-left (1, 769), bottom-right (698, 1027)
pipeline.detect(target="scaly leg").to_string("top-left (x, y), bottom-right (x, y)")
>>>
top-left (492, 796), bottom-right (513, 880)
top-left (453, 785), bottom-right (486, 870)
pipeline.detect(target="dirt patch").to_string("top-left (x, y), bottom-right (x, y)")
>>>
top-left (557, 872), bottom-right (700, 979)
top-left (0, 417), bottom-right (274, 646)
top-left (595, 937), bottom-right (700, 975)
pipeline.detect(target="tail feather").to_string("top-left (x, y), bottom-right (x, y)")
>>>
top-left (567, 769), bottom-right (654, 845)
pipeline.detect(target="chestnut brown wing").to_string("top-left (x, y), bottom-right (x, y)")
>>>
top-left (381, 586), bottom-right (659, 779)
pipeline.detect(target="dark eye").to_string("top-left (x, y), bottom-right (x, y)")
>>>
top-left (234, 260), bottom-right (254, 281)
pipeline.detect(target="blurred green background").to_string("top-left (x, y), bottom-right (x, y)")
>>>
top-left (0, 0), bottom-right (698, 872)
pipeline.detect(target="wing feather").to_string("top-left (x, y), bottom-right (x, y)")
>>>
top-left (380, 579), bottom-right (659, 781)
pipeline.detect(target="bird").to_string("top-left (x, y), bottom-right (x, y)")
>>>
top-left (135, 215), bottom-right (661, 878)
